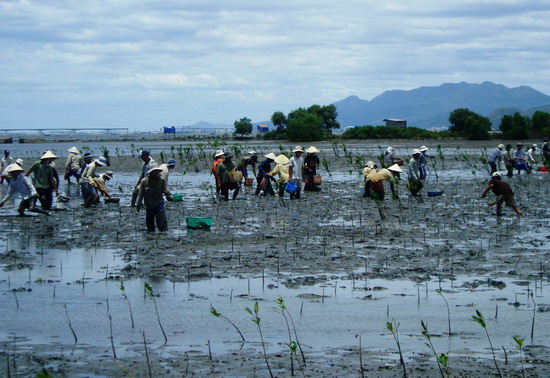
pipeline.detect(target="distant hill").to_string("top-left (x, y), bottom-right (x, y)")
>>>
top-left (333, 81), bottom-right (550, 129)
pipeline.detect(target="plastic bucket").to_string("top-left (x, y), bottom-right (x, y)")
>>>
top-left (285, 181), bottom-right (297, 193)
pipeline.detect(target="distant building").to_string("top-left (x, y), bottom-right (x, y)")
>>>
top-left (256, 124), bottom-right (269, 133)
top-left (383, 119), bottom-right (407, 128)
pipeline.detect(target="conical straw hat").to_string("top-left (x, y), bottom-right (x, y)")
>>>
top-left (274, 154), bottom-right (290, 164)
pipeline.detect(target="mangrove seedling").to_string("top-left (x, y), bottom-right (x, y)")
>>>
top-left (119, 281), bottom-right (135, 328)
top-left (144, 283), bottom-right (168, 344)
top-left (245, 302), bottom-right (273, 378)
top-left (530, 292), bottom-right (536, 340)
top-left (436, 289), bottom-right (452, 335)
top-left (512, 336), bottom-right (525, 378)
top-left (210, 306), bottom-right (245, 342)
top-left (421, 320), bottom-right (447, 377)
top-left (273, 296), bottom-right (305, 375)
top-left (472, 310), bottom-right (502, 377)
top-left (386, 320), bottom-right (407, 377)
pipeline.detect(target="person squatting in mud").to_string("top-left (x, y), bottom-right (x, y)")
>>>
top-left (25, 151), bottom-right (60, 211)
top-left (480, 172), bottom-right (522, 216)
top-left (365, 163), bottom-right (401, 201)
top-left (136, 166), bottom-right (174, 232)
top-left (80, 156), bottom-right (108, 208)
top-left (0, 164), bottom-right (49, 216)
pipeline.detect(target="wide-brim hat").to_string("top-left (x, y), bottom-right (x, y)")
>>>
top-left (419, 145), bottom-right (429, 152)
top-left (147, 166), bottom-right (163, 175)
top-left (7, 165), bottom-right (23, 173)
top-left (40, 151), bottom-right (58, 160)
top-left (306, 146), bottom-right (320, 153)
top-left (293, 146), bottom-right (304, 153)
top-left (492, 172), bottom-right (502, 177)
top-left (364, 160), bottom-right (376, 168)
top-left (412, 149), bottom-right (421, 155)
top-left (15, 158), bottom-right (23, 165)
top-left (387, 164), bottom-right (402, 173)
top-left (247, 150), bottom-right (258, 155)
top-left (94, 157), bottom-right (107, 166)
top-left (532, 144), bottom-right (538, 148)
top-left (264, 152), bottom-right (277, 160)
top-left (214, 149), bottom-right (225, 157)
top-left (497, 144), bottom-right (505, 150)
top-left (167, 158), bottom-right (176, 166)
top-left (274, 154), bottom-right (290, 164)
top-left (68, 146), bottom-right (79, 154)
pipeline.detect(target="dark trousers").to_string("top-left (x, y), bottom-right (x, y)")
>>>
top-left (35, 188), bottom-right (53, 210)
top-left (146, 202), bottom-right (167, 232)
top-left (489, 162), bottom-right (498, 174)
top-left (221, 182), bottom-right (239, 200)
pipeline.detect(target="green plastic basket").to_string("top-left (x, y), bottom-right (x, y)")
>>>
top-left (172, 193), bottom-right (183, 202)
top-left (186, 216), bottom-right (214, 229)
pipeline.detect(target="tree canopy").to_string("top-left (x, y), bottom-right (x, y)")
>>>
top-left (449, 108), bottom-right (491, 140)
top-left (233, 117), bottom-right (253, 137)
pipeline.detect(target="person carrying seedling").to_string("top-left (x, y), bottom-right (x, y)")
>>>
top-left (480, 172), bottom-right (522, 216)
top-left (217, 153), bottom-right (240, 201)
top-left (80, 156), bottom-right (107, 208)
top-left (365, 163), bottom-right (401, 201)
top-left (65, 146), bottom-right (82, 185)
top-left (25, 151), bottom-right (59, 211)
top-left (0, 165), bottom-right (49, 216)
top-left (237, 151), bottom-right (258, 183)
top-left (407, 149), bottom-right (423, 199)
top-left (267, 154), bottom-right (290, 198)
top-left (131, 150), bottom-right (157, 207)
top-left (136, 166), bottom-right (173, 232)
top-left (288, 146), bottom-right (305, 199)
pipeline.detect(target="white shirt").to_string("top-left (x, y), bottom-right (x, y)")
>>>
top-left (289, 156), bottom-right (304, 180)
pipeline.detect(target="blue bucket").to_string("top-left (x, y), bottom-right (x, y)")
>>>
top-left (285, 181), bottom-right (297, 193)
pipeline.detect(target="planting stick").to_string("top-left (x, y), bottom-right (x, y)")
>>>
top-left (109, 314), bottom-right (117, 359)
top-left (63, 303), bottom-right (78, 344)
top-left (141, 330), bottom-right (152, 378)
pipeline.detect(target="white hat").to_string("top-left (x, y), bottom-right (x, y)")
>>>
top-left (68, 146), bottom-right (79, 154)
top-left (412, 149), bottom-right (421, 155)
top-left (420, 146), bottom-right (429, 152)
top-left (492, 172), bottom-right (501, 177)
top-left (94, 157), bottom-right (107, 166)
top-left (306, 146), bottom-right (320, 153)
top-left (387, 164), bottom-right (402, 173)
top-left (15, 158), bottom-right (23, 165)
top-left (247, 150), bottom-right (258, 155)
top-left (214, 149), bottom-right (225, 157)
top-left (364, 161), bottom-right (376, 169)
top-left (103, 170), bottom-right (114, 179)
top-left (264, 152), bottom-right (277, 160)
top-left (532, 144), bottom-right (538, 148)
top-left (293, 146), bottom-right (304, 153)
top-left (7, 165), bottom-right (23, 173)
top-left (40, 151), bottom-right (58, 160)
top-left (274, 154), bottom-right (290, 164)
top-left (497, 144), bottom-right (505, 150)
top-left (386, 146), bottom-right (394, 153)
top-left (147, 166), bottom-right (163, 175)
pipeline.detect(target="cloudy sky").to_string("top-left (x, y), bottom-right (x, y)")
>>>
top-left (1, 0), bottom-right (550, 131)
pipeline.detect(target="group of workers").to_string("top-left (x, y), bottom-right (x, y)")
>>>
top-left (1, 138), bottom-right (547, 226)
top-left (211, 146), bottom-right (322, 201)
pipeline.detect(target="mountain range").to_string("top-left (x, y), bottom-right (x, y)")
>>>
top-left (189, 81), bottom-right (550, 130)
top-left (332, 81), bottom-right (550, 129)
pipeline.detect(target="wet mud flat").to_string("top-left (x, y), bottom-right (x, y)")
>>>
top-left (1, 141), bottom-right (550, 376)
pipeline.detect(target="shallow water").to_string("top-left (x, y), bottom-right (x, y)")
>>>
top-left (1, 246), bottom-right (549, 362)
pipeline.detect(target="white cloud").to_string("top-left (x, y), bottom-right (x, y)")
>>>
top-left (1, 0), bottom-right (550, 129)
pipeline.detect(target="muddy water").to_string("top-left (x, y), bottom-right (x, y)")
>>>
top-left (1, 139), bottom-right (549, 376)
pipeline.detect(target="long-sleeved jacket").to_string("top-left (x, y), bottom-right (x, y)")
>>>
top-left (137, 177), bottom-right (171, 209)
top-left (1, 174), bottom-right (37, 203)
top-left (268, 164), bottom-right (289, 183)
top-left (408, 158), bottom-right (420, 180)
top-left (65, 153), bottom-right (82, 170)
top-left (488, 148), bottom-right (502, 164)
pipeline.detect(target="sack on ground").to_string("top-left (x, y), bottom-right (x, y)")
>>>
top-left (245, 177), bottom-right (254, 186)
top-left (313, 175), bottom-right (322, 185)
